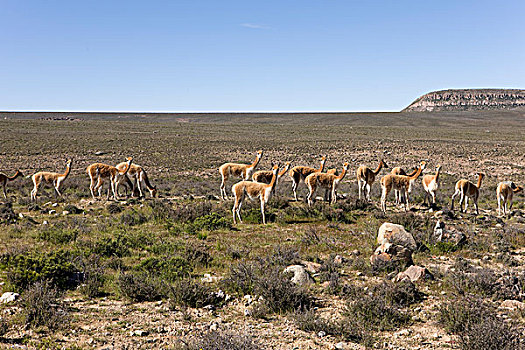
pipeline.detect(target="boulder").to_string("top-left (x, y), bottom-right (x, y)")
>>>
top-left (284, 265), bottom-right (314, 286)
top-left (371, 243), bottom-right (413, 267)
top-left (434, 221), bottom-right (466, 246)
top-left (394, 265), bottom-right (433, 283)
top-left (0, 292), bottom-right (19, 303)
top-left (377, 223), bottom-right (417, 251)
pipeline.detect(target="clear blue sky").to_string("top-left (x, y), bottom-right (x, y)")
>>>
top-left (1, 1), bottom-right (523, 112)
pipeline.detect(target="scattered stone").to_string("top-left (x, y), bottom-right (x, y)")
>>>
top-left (18, 213), bottom-right (24, 219)
top-left (62, 210), bottom-right (70, 216)
top-left (393, 265), bottom-right (433, 283)
top-left (94, 151), bottom-right (107, 156)
top-left (284, 265), bottom-right (314, 286)
top-left (371, 242), bottom-right (413, 267)
top-left (434, 220), bottom-right (466, 246)
top-left (334, 342), bottom-right (347, 350)
top-left (333, 255), bottom-right (345, 265)
top-left (131, 330), bottom-right (149, 336)
top-left (42, 220), bottom-right (48, 225)
top-left (209, 322), bottom-right (218, 331)
top-left (300, 260), bottom-right (322, 274)
top-left (244, 309), bottom-right (251, 316)
top-left (0, 292), bottom-right (19, 303)
top-left (318, 331), bottom-right (326, 338)
top-left (377, 223), bottom-right (417, 251)
top-left (49, 209), bottom-right (57, 215)
top-left (351, 249), bottom-right (360, 256)
top-left (201, 273), bottom-right (216, 283)
top-left (394, 329), bottom-right (411, 338)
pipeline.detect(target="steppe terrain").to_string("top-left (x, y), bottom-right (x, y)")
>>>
top-left (0, 111), bottom-right (524, 349)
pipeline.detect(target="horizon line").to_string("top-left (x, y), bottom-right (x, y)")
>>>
top-left (0, 109), bottom-right (398, 114)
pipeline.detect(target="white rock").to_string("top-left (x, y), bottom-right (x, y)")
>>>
top-left (283, 265), bottom-right (314, 286)
top-left (318, 331), bottom-right (326, 337)
top-left (42, 220), bottom-right (48, 225)
top-left (0, 292), bottom-right (19, 303)
top-left (18, 213), bottom-right (24, 219)
top-left (377, 223), bottom-right (417, 251)
top-left (49, 210), bottom-right (57, 215)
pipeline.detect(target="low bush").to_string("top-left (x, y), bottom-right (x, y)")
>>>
top-left (117, 271), bottom-right (166, 302)
top-left (181, 331), bottom-right (262, 350)
top-left (187, 212), bottom-right (232, 233)
top-left (0, 202), bottom-right (17, 224)
top-left (37, 226), bottom-right (78, 244)
top-left (91, 234), bottom-right (130, 258)
top-left (347, 293), bottom-right (410, 331)
top-left (0, 250), bottom-right (77, 291)
top-left (292, 310), bottom-right (363, 343)
top-left (120, 208), bottom-right (148, 226)
top-left (135, 255), bottom-right (192, 282)
top-left (169, 279), bottom-right (226, 309)
top-left (21, 280), bottom-right (68, 330)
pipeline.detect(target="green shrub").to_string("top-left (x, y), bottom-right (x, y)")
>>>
top-left (38, 227), bottom-right (78, 244)
top-left (347, 294), bottom-right (410, 331)
top-left (192, 212), bottom-right (232, 231)
top-left (135, 255), bottom-right (191, 282)
top-left (120, 209), bottom-right (148, 226)
top-left (0, 250), bottom-right (76, 290)
top-left (63, 204), bottom-right (83, 214)
top-left (0, 203), bottom-right (17, 224)
top-left (92, 234), bottom-right (130, 258)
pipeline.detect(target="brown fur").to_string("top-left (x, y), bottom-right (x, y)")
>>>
top-left (219, 150), bottom-right (263, 200)
top-left (116, 162), bottom-right (157, 198)
top-left (451, 173), bottom-right (484, 215)
top-left (357, 159), bottom-right (389, 201)
top-left (497, 182), bottom-right (523, 215)
top-left (252, 161), bottom-right (291, 185)
top-left (391, 167), bottom-right (418, 204)
top-left (0, 170), bottom-right (24, 199)
top-left (31, 160), bottom-right (72, 201)
top-left (305, 162), bottom-right (349, 206)
top-left (87, 157), bottom-right (133, 200)
top-left (289, 156), bottom-right (327, 201)
top-left (422, 165), bottom-right (442, 206)
top-left (380, 161), bottom-right (426, 213)
top-left (232, 164), bottom-right (279, 224)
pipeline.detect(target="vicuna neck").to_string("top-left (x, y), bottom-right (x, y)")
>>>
top-left (435, 167), bottom-right (442, 182)
top-left (337, 167), bottom-right (347, 180)
top-left (319, 160), bottom-right (326, 172)
top-left (409, 165), bottom-right (424, 180)
top-left (476, 175), bottom-right (484, 189)
top-left (62, 164), bottom-right (71, 178)
top-left (373, 161), bottom-right (383, 175)
top-left (251, 154), bottom-right (261, 168)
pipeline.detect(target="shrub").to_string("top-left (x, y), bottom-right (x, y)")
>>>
top-left (169, 279), bottom-right (226, 309)
top-left (439, 297), bottom-right (521, 349)
top-left (120, 209), bottom-right (148, 226)
top-left (223, 261), bottom-right (258, 295)
top-left (183, 242), bottom-right (212, 268)
top-left (0, 202), bottom-right (16, 224)
top-left (371, 280), bottom-right (425, 307)
top-left (117, 272), bottom-right (166, 302)
top-left (37, 227), bottom-right (78, 244)
top-left (292, 310), bottom-right (363, 342)
top-left (106, 203), bottom-right (122, 214)
top-left (21, 280), bottom-right (68, 330)
top-left (135, 255), bottom-right (191, 282)
top-left (445, 268), bottom-right (498, 297)
top-left (63, 204), bottom-right (83, 214)
top-left (76, 255), bottom-right (106, 298)
top-left (347, 294), bottom-right (410, 331)
top-left (1, 250), bottom-right (77, 291)
top-left (255, 268), bottom-right (313, 313)
top-left (191, 212), bottom-right (232, 231)
top-left (181, 331), bottom-right (262, 350)
top-left (92, 234), bottom-right (130, 258)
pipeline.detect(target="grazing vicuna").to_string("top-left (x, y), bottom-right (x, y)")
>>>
top-left (116, 162), bottom-right (157, 198)
top-left (305, 162), bottom-right (349, 206)
top-left (232, 164), bottom-right (279, 225)
top-left (496, 181), bottom-right (523, 215)
top-left (380, 161), bottom-right (426, 213)
top-left (31, 160), bottom-right (72, 202)
top-left (0, 170), bottom-right (24, 199)
top-left (219, 150), bottom-right (263, 200)
top-left (450, 173), bottom-right (484, 215)
top-left (422, 165), bottom-right (442, 207)
top-left (357, 159), bottom-right (388, 201)
top-left (87, 157), bottom-right (133, 200)
top-left (289, 156), bottom-right (327, 201)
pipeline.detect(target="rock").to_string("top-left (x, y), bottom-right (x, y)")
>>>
top-left (377, 223), bottom-right (417, 251)
top-left (371, 242), bottom-right (413, 267)
top-left (0, 292), bottom-right (19, 303)
top-left (62, 210), bottom-right (70, 216)
top-left (333, 255), bottom-right (344, 265)
top-left (42, 220), bottom-right (48, 225)
top-left (49, 209), bottom-right (57, 215)
top-left (394, 329), bottom-right (411, 338)
top-left (318, 330), bottom-right (326, 337)
top-left (201, 273), bottom-right (216, 283)
top-left (300, 260), bottom-right (322, 274)
top-left (394, 265), bottom-right (433, 283)
top-left (434, 220), bottom-right (445, 241)
top-left (244, 309), bottom-right (251, 316)
top-left (500, 300), bottom-right (525, 310)
top-left (351, 249), bottom-right (360, 256)
top-left (284, 265), bottom-right (314, 286)
top-left (209, 322), bottom-right (218, 331)
top-left (18, 213), bottom-right (24, 219)
top-left (51, 203), bottom-right (58, 207)
top-left (95, 151), bottom-right (107, 156)
top-left (132, 330), bottom-right (149, 336)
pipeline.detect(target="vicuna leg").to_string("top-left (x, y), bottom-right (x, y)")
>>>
top-left (404, 189), bottom-right (409, 211)
top-left (366, 183), bottom-right (371, 201)
top-left (3, 183), bottom-right (7, 199)
top-left (260, 199), bottom-right (266, 225)
top-left (358, 180), bottom-right (363, 200)
top-left (55, 179), bottom-right (63, 197)
top-left (451, 189), bottom-right (460, 211)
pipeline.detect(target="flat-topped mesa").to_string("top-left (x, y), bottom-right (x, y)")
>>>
top-left (403, 89), bottom-right (525, 112)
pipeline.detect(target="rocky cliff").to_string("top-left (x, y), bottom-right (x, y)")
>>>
top-left (403, 89), bottom-right (525, 112)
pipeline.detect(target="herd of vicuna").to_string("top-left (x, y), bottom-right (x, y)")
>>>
top-left (0, 150), bottom-right (522, 224)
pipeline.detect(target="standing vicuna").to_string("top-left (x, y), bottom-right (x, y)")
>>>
top-left (422, 165), bottom-right (442, 207)
top-left (219, 150), bottom-right (263, 200)
top-left (116, 162), bottom-right (157, 198)
top-left (391, 166), bottom-right (418, 204)
top-left (232, 164), bottom-right (279, 225)
top-left (380, 161), bottom-right (426, 213)
top-left (0, 170), bottom-right (24, 199)
top-left (289, 156), bottom-right (327, 201)
top-left (496, 181), bottom-right (523, 215)
top-left (450, 173), bottom-right (485, 215)
top-left (252, 161), bottom-right (291, 194)
top-left (31, 159), bottom-right (72, 202)
top-left (305, 162), bottom-right (349, 206)
top-left (357, 159), bottom-right (389, 201)
top-left (87, 157), bottom-right (133, 200)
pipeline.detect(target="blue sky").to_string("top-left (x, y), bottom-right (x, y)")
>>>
top-left (1, 1), bottom-right (523, 112)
